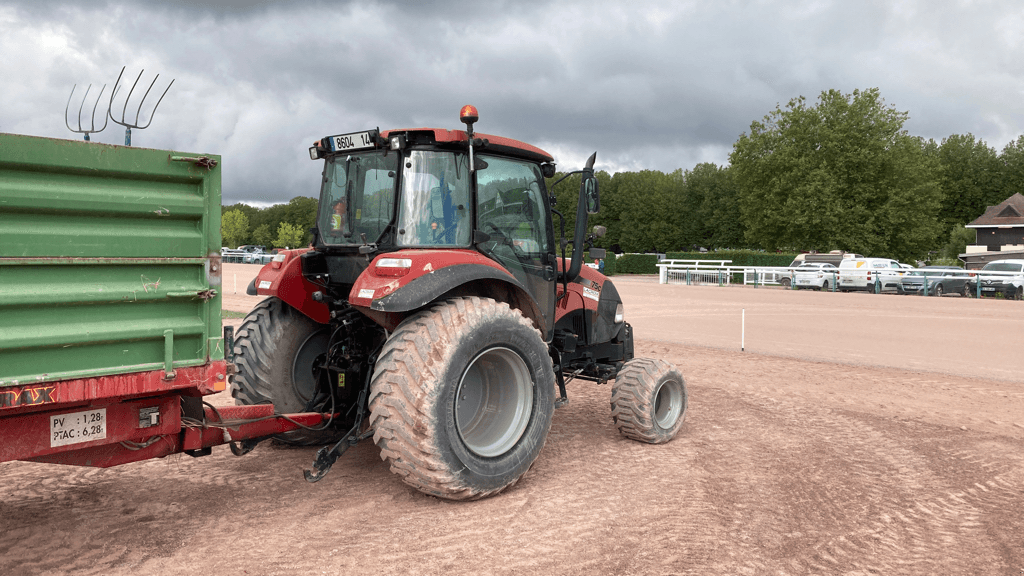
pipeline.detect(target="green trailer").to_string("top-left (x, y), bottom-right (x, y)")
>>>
top-left (0, 134), bottom-right (321, 467)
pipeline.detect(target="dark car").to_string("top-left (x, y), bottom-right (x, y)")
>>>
top-left (899, 266), bottom-right (971, 297)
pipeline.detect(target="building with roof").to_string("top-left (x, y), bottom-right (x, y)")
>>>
top-left (960, 192), bottom-right (1024, 269)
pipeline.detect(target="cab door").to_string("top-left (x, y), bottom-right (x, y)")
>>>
top-left (475, 156), bottom-right (556, 335)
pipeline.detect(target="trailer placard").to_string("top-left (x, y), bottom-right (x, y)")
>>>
top-left (50, 408), bottom-right (107, 447)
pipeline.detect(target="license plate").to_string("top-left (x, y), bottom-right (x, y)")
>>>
top-left (982, 287), bottom-right (995, 291)
top-left (328, 130), bottom-right (376, 152)
top-left (50, 408), bottom-right (107, 447)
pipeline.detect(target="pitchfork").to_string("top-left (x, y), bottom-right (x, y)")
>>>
top-left (64, 84), bottom-right (109, 141)
top-left (107, 66), bottom-right (174, 146)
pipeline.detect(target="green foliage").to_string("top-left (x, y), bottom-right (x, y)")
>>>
top-left (273, 221), bottom-right (306, 249)
top-left (221, 209), bottom-right (249, 248)
top-left (939, 224), bottom-right (975, 260)
top-left (937, 134), bottom-right (1002, 235)
top-left (999, 135), bottom-right (1024, 195)
top-left (664, 250), bottom-right (797, 267)
top-left (222, 196), bottom-right (317, 247)
top-left (251, 223), bottom-right (274, 248)
top-left (730, 88), bottom-right (943, 262)
top-left (613, 254), bottom-right (660, 275)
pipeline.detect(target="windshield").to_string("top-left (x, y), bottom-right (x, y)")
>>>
top-left (396, 150), bottom-right (472, 247)
top-left (319, 151), bottom-right (398, 246)
top-left (982, 262), bottom-right (1023, 272)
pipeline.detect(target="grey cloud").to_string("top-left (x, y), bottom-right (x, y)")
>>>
top-left (2, 0), bottom-right (1023, 205)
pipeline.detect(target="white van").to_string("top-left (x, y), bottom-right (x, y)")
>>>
top-left (838, 258), bottom-right (905, 293)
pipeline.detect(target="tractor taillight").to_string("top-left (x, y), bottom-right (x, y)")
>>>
top-left (375, 258), bottom-right (412, 277)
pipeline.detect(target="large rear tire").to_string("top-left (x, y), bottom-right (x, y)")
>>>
top-left (611, 358), bottom-right (687, 444)
top-left (368, 297), bottom-right (555, 500)
top-left (230, 297), bottom-right (341, 445)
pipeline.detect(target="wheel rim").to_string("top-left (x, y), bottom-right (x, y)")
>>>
top-left (455, 347), bottom-right (534, 458)
top-left (652, 378), bottom-right (685, 429)
top-left (935, 285), bottom-right (943, 296)
top-left (290, 330), bottom-right (329, 404)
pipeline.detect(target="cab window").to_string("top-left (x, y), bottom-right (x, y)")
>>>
top-left (476, 157), bottom-right (551, 256)
top-left (396, 151), bottom-right (472, 247)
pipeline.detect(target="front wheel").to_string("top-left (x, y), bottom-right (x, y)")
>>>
top-left (369, 297), bottom-right (555, 500)
top-left (820, 280), bottom-right (829, 292)
top-left (611, 359), bottom-right (687, 444)
top-left (934, 284), bottom-right (944, 297)
top-left (1015, 286), bottom-right (1023, 301)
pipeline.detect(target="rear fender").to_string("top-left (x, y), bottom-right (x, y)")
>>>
top-left (251, 248), bottom-right (329, 324)
top-left (349, 249), bottom-right (544, 334)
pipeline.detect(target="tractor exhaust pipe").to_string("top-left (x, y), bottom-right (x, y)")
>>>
top-left (564, 152), bottom-right (598, 283)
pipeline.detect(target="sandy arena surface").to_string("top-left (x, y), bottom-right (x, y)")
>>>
top-left (2, 264), bottom-right (1022, 575)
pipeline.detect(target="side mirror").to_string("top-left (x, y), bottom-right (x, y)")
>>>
top-left (583, 177), bottom-right (600, 214)
top-left (541, 163), bottom-right (556, 178)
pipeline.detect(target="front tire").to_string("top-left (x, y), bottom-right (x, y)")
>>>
top-left (369, 297), bottom-right (555, 500)
top-left (230, 297), bottom-right (340, 445)
top-left (611, 359), bottom-right (687, 444)
top-left (934, 284), bottom-right (944, 297)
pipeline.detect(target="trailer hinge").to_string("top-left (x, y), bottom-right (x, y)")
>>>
top-left (169, 155), bottom-right (219, 169)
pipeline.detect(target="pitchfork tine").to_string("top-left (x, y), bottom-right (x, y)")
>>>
top-left (137, 78), bottom-right (173, 129)
top-left (122, 68), bottom-right (143, 123)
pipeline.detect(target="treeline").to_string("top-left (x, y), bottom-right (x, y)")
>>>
top-left (223, 88), bottom-right (1024, 263)
top-left (551, 88), bottom-right (1024, 264)
top-left (221, 196), bottom-right (317, 249)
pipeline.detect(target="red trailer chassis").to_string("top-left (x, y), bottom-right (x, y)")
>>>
top-left (0, 360), bottom-right (326, 468)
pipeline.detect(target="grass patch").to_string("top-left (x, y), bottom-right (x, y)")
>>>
top-left (222, 309), bottom-right (248, 319)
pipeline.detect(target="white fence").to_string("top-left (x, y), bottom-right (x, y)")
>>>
top-left (655, 260), bottom-right (1023, 298)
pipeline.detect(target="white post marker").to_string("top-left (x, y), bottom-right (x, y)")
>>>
top-left (741, 308), bottom-right (745, 351)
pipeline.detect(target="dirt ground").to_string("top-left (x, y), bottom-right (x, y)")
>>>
top-left (2, 265), bottom-right (1023, 575)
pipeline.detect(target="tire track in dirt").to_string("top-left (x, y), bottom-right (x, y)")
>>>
top-left (1, 339), bottom-right (1022, 575)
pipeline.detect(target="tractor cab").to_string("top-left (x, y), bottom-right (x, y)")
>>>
top-left (303, 107), bottom-right (568, 337)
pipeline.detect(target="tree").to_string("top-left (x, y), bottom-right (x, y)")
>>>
top-left (682, 163), bottom-right (745, 249)
top-left (274, 221), bottom-right (306, 249)
top-left (998, 135), bottom-right (1024, 196)
top-left (730, 88), bottom-right (943, 262)
top-left (252, 223), bottom-right (274, 248)
top-left (937, 134), bottom-right (1001, 234)
top-left (939, 224), bottom-right (975, 261)
top-left (221, 209), bottom-right (249, 248)
top-left (608, 170), bottom-right (683, 253)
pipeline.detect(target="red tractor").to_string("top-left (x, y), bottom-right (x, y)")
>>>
top-left (232, 106), bottom-right (687, 500)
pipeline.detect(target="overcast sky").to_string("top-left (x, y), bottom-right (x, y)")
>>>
top-left (3, 0), bottom-right (1023, 205)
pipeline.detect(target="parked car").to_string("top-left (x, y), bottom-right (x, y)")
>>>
top-left (899, 266), bottom-right (971, 296)
top-left (838, 258), bottom-right (904, 293)
top-left (966, 260), bottom-right (1024, 299)
top-left (793, 262), bottom-right (839, 291)
top-left (771, 251), bottom-right (862, 287)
